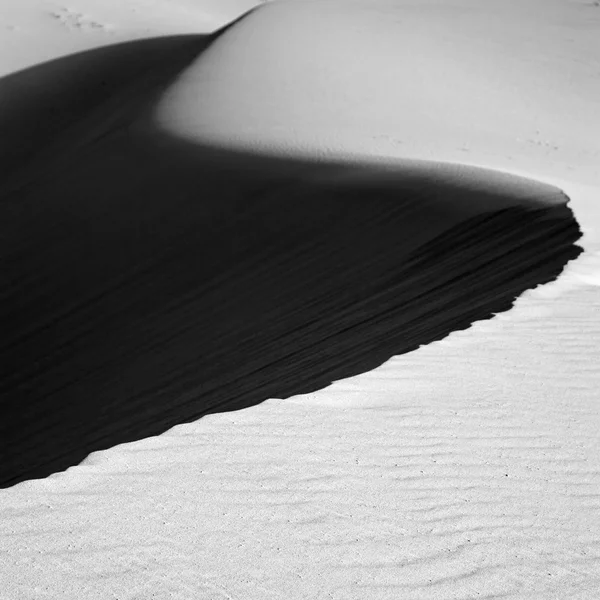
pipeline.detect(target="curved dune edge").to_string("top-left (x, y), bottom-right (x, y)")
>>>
top-left (0, 24), bottom-right (582, 487)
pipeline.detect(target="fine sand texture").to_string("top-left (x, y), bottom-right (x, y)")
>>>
top-left (1, 0), bottom-right (600, 599)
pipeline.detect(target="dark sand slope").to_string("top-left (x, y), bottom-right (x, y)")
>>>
top-left (0, 30), bottom-right (581, 487)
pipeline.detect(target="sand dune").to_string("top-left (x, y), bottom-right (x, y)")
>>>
top-left (0, 31), bottom-right (581, 486)
top-left (1, 0), bottom-right (599, 598)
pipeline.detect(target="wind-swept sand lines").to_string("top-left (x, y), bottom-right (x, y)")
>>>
top-left (3, 375), bottom-right (598, 599)
top-left (1, 1), bottom-right (598, 597)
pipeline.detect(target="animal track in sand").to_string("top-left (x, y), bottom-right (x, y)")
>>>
top-left (48, 6), bottom-right (113, 33)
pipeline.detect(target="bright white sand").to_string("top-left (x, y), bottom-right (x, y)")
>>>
top-left (1, 1), bottom-right (600, 599)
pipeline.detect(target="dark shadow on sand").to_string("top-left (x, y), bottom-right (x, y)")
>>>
top-left (0, 33), bottom-right (582, 487)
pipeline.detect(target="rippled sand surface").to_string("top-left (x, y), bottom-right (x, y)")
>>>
top-left (1, 1), bottom-right (599, 598)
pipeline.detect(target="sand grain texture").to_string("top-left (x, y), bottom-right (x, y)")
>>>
top-left (1, 0), bottom-right (600, 598)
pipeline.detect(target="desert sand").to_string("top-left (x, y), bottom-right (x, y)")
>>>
top-left (1, 0), bottom-right (599, 598)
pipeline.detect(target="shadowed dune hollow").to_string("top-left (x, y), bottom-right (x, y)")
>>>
top-left (0, 29), bottom-right (582, 487)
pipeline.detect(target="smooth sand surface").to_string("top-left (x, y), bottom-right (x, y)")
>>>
top-left (1, 0), bottom-right (600, 598)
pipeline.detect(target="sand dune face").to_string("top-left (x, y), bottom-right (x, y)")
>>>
top-left (0, 35), bottom-right (213, 184)
top-left (155, 0), bottom-right (600, 178)
top-left (0, 25), bottom-right (581, 486)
